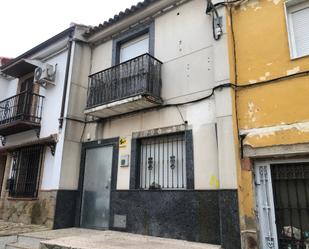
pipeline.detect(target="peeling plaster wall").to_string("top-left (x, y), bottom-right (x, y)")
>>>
top-left (227, 0), bottom-right (309, 248)
top-left (233, 0), bottom-right (309, 139)
top-left (232, 0), bottom-right (309, 148)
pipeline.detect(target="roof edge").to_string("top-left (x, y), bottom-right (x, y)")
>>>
top-left (0, 26), bottom-right (75, 71)
top-left (83, 0), bottom-right (157, 39)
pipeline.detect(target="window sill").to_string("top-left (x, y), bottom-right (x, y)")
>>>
top-left (7, 197), bottom-right (38, 201)
top-left (290, 52), bottom-right (309, 61)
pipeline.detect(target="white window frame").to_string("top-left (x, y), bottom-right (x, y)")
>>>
top-left (119, 33), bottom-right (149, 63)
top-left (285, 0), bottom-right (309, 59)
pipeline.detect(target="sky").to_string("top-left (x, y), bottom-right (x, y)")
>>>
top-left (0, 0), bottom-right (140, 58)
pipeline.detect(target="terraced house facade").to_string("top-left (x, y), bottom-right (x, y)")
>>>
top-left (77, 0), bottom-right (240, 248)
top-left (0, 25), bottom-right (89, 228)
top-left (229, 0), bottom-right (309, 248)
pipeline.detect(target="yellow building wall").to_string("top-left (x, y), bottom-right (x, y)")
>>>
top-left (233, 0), bottom-right (309, 140)
top-left (226, 0), bottom-right (309, 242)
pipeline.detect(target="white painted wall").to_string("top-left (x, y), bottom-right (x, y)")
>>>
top-left (35, 49), bottom-right (69, 190)
top-left (39, 51), bottom-right (68, 138)
top-left (0, 77), bottom-right (9, 101)
top-left (58, 41), bottom-right (92, 190)
top-left (0, 26), bottom-right (92, 191)
top-left (0, 77), bottom-right (18, 100)
top-left (1, 46), bottom-right (69, 190)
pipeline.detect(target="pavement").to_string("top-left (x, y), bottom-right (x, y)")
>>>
top-left (0, 220), bottom-right (48, 236)
top-left (0, 221), bottom-right (221, 249)
top-left (39, 229), bottom-right (222, 249)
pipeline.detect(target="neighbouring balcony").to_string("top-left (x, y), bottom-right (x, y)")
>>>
top-left (85, 53), bottom-right (163, 118)
top-left (0, 91), bottom-right (44, 136)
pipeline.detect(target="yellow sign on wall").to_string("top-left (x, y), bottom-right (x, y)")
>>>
top-left (119, 138), bottom-right (127, 148)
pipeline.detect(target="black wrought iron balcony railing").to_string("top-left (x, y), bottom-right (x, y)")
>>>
top-left (86, 53), bottom-right (162, 109)
top-left (0, 91), bottom-right (44, 136)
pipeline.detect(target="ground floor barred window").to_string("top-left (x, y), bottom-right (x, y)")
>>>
top-left (8, 145), bottom-right (44, 198)
top-left (139, 133), bottom-right (186, 190)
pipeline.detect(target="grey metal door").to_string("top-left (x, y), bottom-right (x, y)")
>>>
top-left (80, 146), bottom-right (113, 229)
top-left (254, 163), bottom-right (279, 249)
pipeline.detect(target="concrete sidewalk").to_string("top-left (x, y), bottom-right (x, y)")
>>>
top-left (0, 220), bottom-right (48, 236)
top-left (39, 229), bottom-right (221, 249)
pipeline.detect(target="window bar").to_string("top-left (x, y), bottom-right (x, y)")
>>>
top-left (294, 166), bottom-right (303, 242)
top-left (148, 144), bottom-right (153, 189)
top-left (153, 140), bottom-right (156, 187)
top-left (144, 141), bottom-right (147, 189)
top-left (277, 173), bottom-right (283, 231)
top-left (140, 142), bottom-right (144, 189)
top-left (304, 174), bottom-right (309, 221)
top-left (176, 137), bottom-right (179, 188)
top-left (171, 138), bottom-right (174, 189)
top-left (181, 136), bottom-right (184, 188)
top-left (162, 138), bottom-right (165, 188)
top-left (286, 172), bottom-right (294, 241)
top-left (166, 139), bottom-right (170, 188)
top-left (158, 139), bottom-right (160, 188)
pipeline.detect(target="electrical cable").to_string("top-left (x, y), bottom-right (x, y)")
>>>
top-left (214, 0), bottom-right (246, 8)
top-left (79, 68), bottom-right (309, 123)
top-left (164, 69), bottom-right (309, 107)
top-left (206, 0), bottom-right (246, 41)
top-left (176, 106), bottom-right (186, 124)
top-left (206, 0), bottom-right (223, 40)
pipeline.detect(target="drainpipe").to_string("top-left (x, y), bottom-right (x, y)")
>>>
top-left (59, 32), bottom-right (74, 129)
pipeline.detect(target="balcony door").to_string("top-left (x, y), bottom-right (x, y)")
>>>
top-left (16, 77), bottom-right (34, 121)
top-left (119, 33), bottom-right (149, 63)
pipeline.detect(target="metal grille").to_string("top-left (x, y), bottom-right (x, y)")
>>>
top-left (87, 53), bottom-right (162, 108)
top-left (0, 91), bottom-right (44, 125)
top-left (271, 163), bottom-right (309, 249)
top-left (139, 133), bottom-right (186, 190)
top-left (9, 145), bottom-right (44, 198)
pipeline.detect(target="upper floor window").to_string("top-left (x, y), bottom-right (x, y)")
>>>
top-left (119, 33), bottom-right (149, 63)
top-left (286, 0), bottom-right (309, 59)
top-left (112, 22), bottom-right (154, 65)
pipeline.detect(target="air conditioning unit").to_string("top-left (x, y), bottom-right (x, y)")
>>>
top-left (34, 63), bottom-right (56, 86)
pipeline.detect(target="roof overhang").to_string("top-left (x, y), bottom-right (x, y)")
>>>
top-left (1, 59), bottom-right (43, 78)
top-left (0, 26), bottom-right (76, 78)
top-left (86, 0), bottom-right (188, 44)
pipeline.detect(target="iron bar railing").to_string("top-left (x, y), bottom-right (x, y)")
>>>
top-left (139, 133), bottom-right (186, 190)
top-left (87, 53), bottom-right (162, 109)
top-left (0, 91), bottom-right (44, 126)
top-left (271, 163), bottom-right (309, 249)
top-left (8, 145), bottom-right (44, 198)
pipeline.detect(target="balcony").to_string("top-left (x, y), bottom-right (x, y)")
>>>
top-left (0, 91), bottom-right (44, 137)
top-left (85, 53), bottom-right (163, 118)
